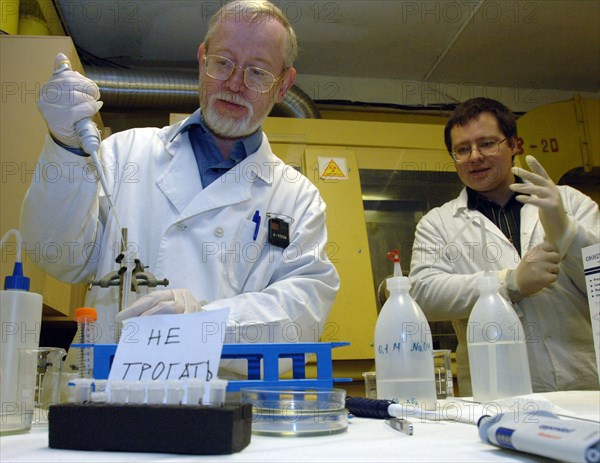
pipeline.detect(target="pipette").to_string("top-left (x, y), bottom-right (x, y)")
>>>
top-left (346, 395), bottom-right (564, 427)
top-left (345, 397), bottom-right (414, 435)
top-left (54, 58), bottom-right (135, 314)
top-left (53, 58), bottom-right (125, 243)
top-left (345, 396), bottom-right (478, 425)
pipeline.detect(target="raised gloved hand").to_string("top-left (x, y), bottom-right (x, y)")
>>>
top-left (37, 53), bottom-right (103, 148)
top-left (115, 289), bottom-right (206, 322)
top-left (506, 240), bottom-right (560, 299)
top-left (509, 155), bottom-right (575, 254)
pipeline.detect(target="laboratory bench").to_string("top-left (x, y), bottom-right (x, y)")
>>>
top-left (1, 391), bottom-right (598, 462)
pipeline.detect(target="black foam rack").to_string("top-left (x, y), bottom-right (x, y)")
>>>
top-left (48, 402), bottom-right (252, 455)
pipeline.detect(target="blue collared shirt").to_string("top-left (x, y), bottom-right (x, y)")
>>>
top-left (172, 109), bottom-right (263, 188)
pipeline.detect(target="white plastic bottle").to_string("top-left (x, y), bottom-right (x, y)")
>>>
top-left (374, 251), bottom-right (437, 410)
top-left (0, 230), bottom-right (43, 434)
top-left (467, 274), bottom-right (532, 403)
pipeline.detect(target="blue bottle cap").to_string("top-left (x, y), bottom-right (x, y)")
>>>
top-left (4, 262), bottom-right (30, 291)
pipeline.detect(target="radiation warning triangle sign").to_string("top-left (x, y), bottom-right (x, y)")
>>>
top-left (319, 157), bottom-right (348, 180)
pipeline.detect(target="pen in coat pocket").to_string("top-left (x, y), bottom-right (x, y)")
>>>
top-left (252, 210), bottom-right (261, 241)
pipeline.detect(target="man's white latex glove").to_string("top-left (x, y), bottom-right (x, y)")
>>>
top-left (509, 155), bottom-right (576, 255)
top-left (37, 53), bottom-right (103, 148)
top-left (115, 289), bottom-right (206, 322)
top-left (506, 240), bottom-right (560, 300)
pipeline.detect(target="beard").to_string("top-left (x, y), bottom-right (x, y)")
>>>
top-left (200, 78), bottom-right (270, 139)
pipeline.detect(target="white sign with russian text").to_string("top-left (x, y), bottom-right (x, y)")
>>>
top-left (108, 308), bottom-right (229, 382)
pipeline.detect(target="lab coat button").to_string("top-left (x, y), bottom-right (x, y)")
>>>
top-left (214, 227), bottom-right (224, 237)
top-left (176, 222), bottom-right (186, 231)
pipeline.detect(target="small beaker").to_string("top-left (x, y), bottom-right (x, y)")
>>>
top-left (433, 349), bottom-right (454, 399)
top-left (362, 371), bottom-right (377, 399)
top-left (18, 347), bottom-right (66, 426)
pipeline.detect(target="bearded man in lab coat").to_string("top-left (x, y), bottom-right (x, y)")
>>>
top-left (21, 0), bottom-right (340, 376)
top-left (409, 97), bottom-right (599, 395)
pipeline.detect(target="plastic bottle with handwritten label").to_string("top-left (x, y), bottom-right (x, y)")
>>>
top-left (374, 250), bottom-right (437, 410)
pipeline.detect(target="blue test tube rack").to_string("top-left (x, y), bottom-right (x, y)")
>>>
top-left (75, 342), bottom-right (352, 391)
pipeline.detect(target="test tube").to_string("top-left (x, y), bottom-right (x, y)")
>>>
top-left (206, 378), bottom-right (228, 406)
top-left (128, 382), bottom-right (146, 404)
top-left (146, 381), bottom-right (164, 404)
top-left (186, 379), bottom-right (206, 405)
top-left (91, 379), bottom-right (108, 403)
top-left (109, 380), bottom-right (128, 403)
top-left (73, 307), bottom-right (98, 378)
top-left (68, 378), bottom-right (94, 403)
top-left (166, 380), bottom-right (184, 405)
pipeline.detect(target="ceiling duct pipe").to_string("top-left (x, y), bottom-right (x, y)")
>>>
top-left (86, 66), bottom-right (321, 119)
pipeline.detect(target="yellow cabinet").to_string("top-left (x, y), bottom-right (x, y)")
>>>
top-left (302, 148), bottom-right (378, 359)
top-left (0, 35), bottom-right (102, 318)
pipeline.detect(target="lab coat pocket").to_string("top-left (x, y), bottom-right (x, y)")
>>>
top-left (227, 219), bottom-right (268, 292)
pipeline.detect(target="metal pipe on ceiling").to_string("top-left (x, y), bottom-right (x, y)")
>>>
top-left (86, 66), bottom-right (321, 119)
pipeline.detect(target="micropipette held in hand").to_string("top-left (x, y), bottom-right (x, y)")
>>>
top-left (53, 59), bottom-right (123, 237)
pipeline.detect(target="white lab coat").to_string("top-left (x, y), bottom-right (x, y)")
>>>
top-left (410, 187), bottom-right (599, 394)
top-left (20, 118), bottom-right (340, 374)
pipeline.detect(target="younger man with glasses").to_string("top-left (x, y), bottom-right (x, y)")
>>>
top-left (410, 97), bottom-right (599, 395)
top-left (22, 0), bottom-right (340, 376)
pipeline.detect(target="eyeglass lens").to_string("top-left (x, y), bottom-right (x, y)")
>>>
top-left (453, 139), bottom-right (505, 160)
top-left (205, 55), bottom-right (278, 93)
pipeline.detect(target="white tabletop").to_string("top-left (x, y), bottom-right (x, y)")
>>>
top-left (1, 391), bottom-right (598, 462)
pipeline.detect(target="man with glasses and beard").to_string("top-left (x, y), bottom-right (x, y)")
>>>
top-left (22, 0), bottom-right (339, 376)
top-left (409, 97), bottom-right (599, 395)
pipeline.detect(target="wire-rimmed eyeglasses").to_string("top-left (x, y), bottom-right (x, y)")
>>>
top-left (203, 54), bottom-right (285, 94)
top-left (450, 138), bottom-right (508, 162)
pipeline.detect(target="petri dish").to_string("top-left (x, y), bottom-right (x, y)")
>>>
top-left (241, 387), bottom-right (348, 437)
